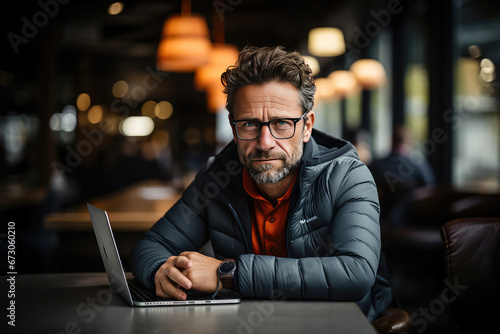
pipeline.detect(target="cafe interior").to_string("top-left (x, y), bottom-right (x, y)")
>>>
top-left (1, 0), bottom-right (499, 333)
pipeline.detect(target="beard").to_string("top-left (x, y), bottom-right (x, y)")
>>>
top-left (238, 137), bottom-right (304, 184)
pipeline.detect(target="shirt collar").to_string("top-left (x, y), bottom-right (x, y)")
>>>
top-left (242, 167), bottom-right (297, 205)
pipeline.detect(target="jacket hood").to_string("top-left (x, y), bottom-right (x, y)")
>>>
top-left (301, 129), bottom-right (359, 167)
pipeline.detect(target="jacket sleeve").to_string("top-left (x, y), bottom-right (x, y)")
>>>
top-left (236, 159), bottom-right (381, 301)
top-left (130, 182), bottom-right (210, 289)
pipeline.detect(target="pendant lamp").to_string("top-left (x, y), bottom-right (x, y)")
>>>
top-left (156, 0), bottom-right (211, 72)
top-left (206, 85), bottom-right (227, 113)
top-left (328, 70), bottom-right (361, 98)
top-left (194, 44), bottom-right (239, 91)
top-left (194, 4), bottom-right (239, 112)
top-left (314, 78), bottom-right (337, 102)
top-left (349, 59), bottom-right (387, 90)
top-left (308, 27), bottom-right (345, 57)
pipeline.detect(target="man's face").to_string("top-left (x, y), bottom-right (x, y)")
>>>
top-left (231, 81), bottom-right (314, 184)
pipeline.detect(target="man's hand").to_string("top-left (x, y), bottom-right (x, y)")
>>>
top-left (155, 251), bottom-right (222, 300)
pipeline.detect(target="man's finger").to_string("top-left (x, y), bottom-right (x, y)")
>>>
top-left (155, 275), bottom-right (187, 300)
top-left (173, 255), bottom-right (192, 270)
top-left (159, 277), bottom-right (187, 300)
top-left (165, 265), bottom-right (192, 290)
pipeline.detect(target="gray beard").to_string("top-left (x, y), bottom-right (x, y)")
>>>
top-left (240, 139), bottom-right (304, 184)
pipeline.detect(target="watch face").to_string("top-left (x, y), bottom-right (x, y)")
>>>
top-left (220, 261), bottom-right (236, 273)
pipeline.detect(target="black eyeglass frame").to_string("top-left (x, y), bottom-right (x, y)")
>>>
top-left (230, 111), bottom-right (309, 141)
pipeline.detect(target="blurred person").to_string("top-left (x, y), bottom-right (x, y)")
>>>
top-left (131, 46), bottom-right (393, 321)
top-left (369, 125), bottom-right (435, 225)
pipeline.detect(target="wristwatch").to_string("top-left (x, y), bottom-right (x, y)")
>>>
top-left (217, 259), bottom-right (236, 290)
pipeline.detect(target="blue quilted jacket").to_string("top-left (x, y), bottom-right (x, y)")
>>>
top-left (130, 129), bottom-right (393, 320)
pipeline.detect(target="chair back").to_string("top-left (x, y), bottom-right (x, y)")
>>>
top-left (440, 217), bottom-right (500, 332)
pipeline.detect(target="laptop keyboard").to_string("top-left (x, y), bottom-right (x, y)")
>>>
top-left (181, 288), bottom-right (215, 300)
top-left (128, 280), bottom-right (213, 302)
top-left (128, 280), bottom-right (157, 301)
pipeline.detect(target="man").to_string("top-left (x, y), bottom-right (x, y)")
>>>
top-left (131, 46), bottom-right (393, 320)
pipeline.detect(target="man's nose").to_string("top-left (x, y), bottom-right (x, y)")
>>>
top-left (256, 125), bottom-right (276, 151)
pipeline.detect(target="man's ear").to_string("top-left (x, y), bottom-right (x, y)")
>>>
top-left (302, 111), bottom-right (315, 143)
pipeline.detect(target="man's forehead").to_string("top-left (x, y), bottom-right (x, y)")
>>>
top-left (233, 83), bottom-right (302, 115)
top-left (241, 95), bottom-right (298, 108)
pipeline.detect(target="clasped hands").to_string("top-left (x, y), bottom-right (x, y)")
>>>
top-left (154, 251), bottom-right (222, 300)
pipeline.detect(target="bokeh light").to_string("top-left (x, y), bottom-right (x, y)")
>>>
top-left (76, 93), bottom-right (91, 111)
top-left (155, 101), bottom-right (174, 120)
top-left (112, 80), bottom-right (129, 98)
top-left (142, 100), bottom-right (158, 118)
top-left (88, 105), bottom-right (104, 124)
top-left (120, 116), bottom-right (155, 137)
top-left (61, 105), bottom-right (77, 132)
top-left (108, 2), bottom-right (124, 15)
top-left (49, 114), bottom-right (61, 131)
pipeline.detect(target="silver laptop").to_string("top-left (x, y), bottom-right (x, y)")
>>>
top-left (87, 203), bottom-right (241, 306)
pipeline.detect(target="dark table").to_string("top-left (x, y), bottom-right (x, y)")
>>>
top-left (0, 273), bottom-right (377, 334)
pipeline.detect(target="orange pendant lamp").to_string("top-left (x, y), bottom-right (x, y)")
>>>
top-left (328, 70), bottom-right (361, 98)
top-left (194, 6), bottom-right (239, 112)
top-left (349, 59), bottom-right (387, 90)
top-left (156, 0), bottom-right (211, 72)
top-left (194, 44), bottom-right (239, 91)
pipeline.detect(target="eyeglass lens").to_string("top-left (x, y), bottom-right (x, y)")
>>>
top-left (235, 119), bottom-right (295, 140)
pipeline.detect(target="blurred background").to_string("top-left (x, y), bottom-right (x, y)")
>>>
top-left (1, 0), bottom-right (499, 332)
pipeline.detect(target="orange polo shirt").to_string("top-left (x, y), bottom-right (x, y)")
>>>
top-left (243, 168), bottom-right (296, 258)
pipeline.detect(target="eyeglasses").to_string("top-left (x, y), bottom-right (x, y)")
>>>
top-left (230, 112), bottom-right (308, 141)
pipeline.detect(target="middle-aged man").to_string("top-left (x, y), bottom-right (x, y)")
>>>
top-left (131, 45), bottom-right (393, 321)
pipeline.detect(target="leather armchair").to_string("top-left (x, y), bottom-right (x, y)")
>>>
top-left (440, 217), bottom-right (500, 333)
top-left (371, 305), bottom-right (410, 334)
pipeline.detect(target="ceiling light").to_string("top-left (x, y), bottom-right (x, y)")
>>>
top-left (194, 44), bottom-right (239, 91)
top-left (120, 116), bottom-right (155, 137)
top-left (308, 27), bottom-right (345, 57)
top-left (328, 70), bottom-right (361, 98)
top-left (108, 2), bottom-right (124, 16)
top-left (349, 59), bottom-right (387, 90)
top-left (157, 36), bottom-right (211, 72)
top-left (314, 78), bottom-right (337, 101)
top-left (205, 86), bottom-right (226, 113)
top-left (156, 1), bottom-right (212, 73)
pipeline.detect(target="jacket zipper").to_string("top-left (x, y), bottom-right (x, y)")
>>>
top-left (227, 203), bottom-right (251, 253)
top-left (286, 165), bottom-right (305, 258)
